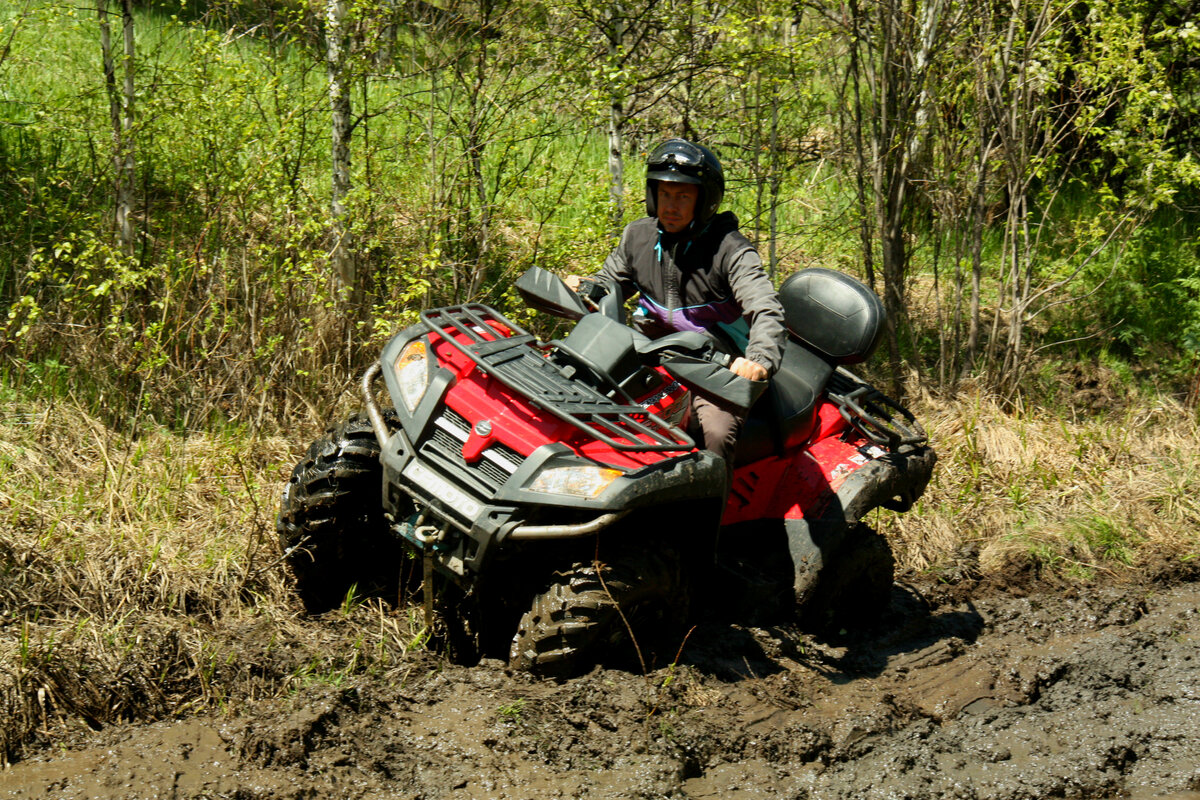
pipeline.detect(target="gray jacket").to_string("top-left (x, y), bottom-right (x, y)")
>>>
top-left (595, 212), bottom-right (786, 375)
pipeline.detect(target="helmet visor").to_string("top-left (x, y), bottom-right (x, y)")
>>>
top-left (649, 147), bottom-right (703, 168)
top-left (647, 167), bottom-right (702, 185)
top-left (652, 142), bottom-right (705, 170)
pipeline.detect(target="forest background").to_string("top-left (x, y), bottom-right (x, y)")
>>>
top-left (5, 0), bottom-right (1200, 419)
top-left (2, 0), bottom-right (1200, 762)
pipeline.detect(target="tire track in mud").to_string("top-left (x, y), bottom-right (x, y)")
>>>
top-left (778, 584), bottom-right (1200, 800)
top-left (2, 578), bottom-right (1198, 800)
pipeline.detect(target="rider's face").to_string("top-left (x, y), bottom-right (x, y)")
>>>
top-left (656, 182), bottom-right (700, 233)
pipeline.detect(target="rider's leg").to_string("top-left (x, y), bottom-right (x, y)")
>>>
top-left (691, 395), bottom-right (744, 483)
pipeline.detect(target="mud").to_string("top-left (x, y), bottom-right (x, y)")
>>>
top-left (3, 575), bottom-right (1198, 800)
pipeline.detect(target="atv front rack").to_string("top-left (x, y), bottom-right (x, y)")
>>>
top-left (827, 368), bottom-right (928, 450)
top-left (420, 304), bottom-right (694, 453)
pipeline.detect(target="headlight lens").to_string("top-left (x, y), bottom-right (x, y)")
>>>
top-left (395, 340), bottom-right (429, 412)
top-left (528, 465), bottom-right (623, 498)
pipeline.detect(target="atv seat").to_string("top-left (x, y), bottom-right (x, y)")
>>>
top-left (734, 341), bottom-right (829, 464)
top-left (733, 268), bottom-right (885, 466)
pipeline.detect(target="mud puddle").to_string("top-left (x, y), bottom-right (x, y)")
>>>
top-left (3, 576), bottom-right (1198, 799)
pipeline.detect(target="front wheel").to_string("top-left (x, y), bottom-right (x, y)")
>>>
top-left (277, 413), bottom-right (405, 613)
top-left (509, 546), bottom-right (688, 678)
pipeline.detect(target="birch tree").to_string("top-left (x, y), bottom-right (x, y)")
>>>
top-left (325, 0), bottom-right (355, 297)
top-left (713, 0), bottom-right (821, 277)
top-left (548, 0), bottom-right (697, 237)
top-left (97, 0), bottom-right (136, 254)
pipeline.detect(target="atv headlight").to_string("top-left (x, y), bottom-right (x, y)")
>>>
top-left (394, 339), bottom-right (429, 412)
top-left (528, 465), bottom-right (623, 498)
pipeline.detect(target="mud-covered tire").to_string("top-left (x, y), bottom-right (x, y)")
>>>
top-left (801, 523), bottom-right (895, 631)
top-left (277, 413), bottom-right (404, 613)
top-left (510, 547), bottom-right (688, 678)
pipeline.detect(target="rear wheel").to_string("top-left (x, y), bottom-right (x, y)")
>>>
top-left (277, 413), bottom-right (406, 613)
top-left (509, 546), bottom-right (688, 678)
top-left (800, 523), bottom-right (895, 631)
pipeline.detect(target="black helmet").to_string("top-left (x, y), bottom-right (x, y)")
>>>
top-left (644, 138), bottom-right (725, 226)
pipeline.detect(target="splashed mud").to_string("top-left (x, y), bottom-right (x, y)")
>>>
top-left (3, 576), bottom-right (1198, 800)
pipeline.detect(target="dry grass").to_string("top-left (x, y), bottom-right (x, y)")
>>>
top-left (0, 402), bottom-right (426, 765)
top-left (880, 385), bottom-right (1200, 582)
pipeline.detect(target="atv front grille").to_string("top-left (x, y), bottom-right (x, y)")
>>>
top-left (417, 408), bottom-right (524, 498)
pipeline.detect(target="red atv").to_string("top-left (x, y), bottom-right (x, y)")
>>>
top-left (277, 266), bottom-right (935, 676)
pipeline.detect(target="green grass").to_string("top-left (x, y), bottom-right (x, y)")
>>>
top-left (496, 698), bottom-right (527, 723)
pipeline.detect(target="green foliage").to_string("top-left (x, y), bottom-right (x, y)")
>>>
top-left (1070, 515), bottom-right (1143, 566)
top-left (1012, 514), bottom-right (1143, 581)
top-left (1068, 215), bottom-right (1200, 378)
top-left (496, 698), bottom-right (526, 723)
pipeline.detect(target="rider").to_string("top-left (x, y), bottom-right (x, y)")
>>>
top-left (569, 138), bottom-right (786, 470)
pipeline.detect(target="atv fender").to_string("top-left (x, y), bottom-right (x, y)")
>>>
top-left (785, 444), bottom-right (936, 602)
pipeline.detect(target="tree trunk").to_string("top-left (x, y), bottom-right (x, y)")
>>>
top-left (767, 88), bottom-right (781, 279)
top-left (751, 71), bottom-right (764, 248)
top-left (847, 0), bottom-right (875, 291)
top-left (325, 0), bottom-right (356, 297)
top-left (98, 0), bottom-right (135, 253)
top-left (119, 0), bottom-right (134, 253)
top-left (464, 3), bottom-right (495, 301)
top-left (607, 100), bottom-right (625, 236)
top-left (966, 143), bottom-right (988, 373)
top-left (879, 181), bottom-right (907, 397)
top-left (871, 0), bottom-right (906, 396)
top-left (860, 0), bottom-right (944, 396)
top-left (465, 125), bottom-right (489, 299)
top-left (606, 6), bottom-right (627, 237)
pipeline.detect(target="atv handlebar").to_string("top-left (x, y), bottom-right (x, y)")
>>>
top-left (517, 266), bottom-right (764, 412)
top-left (574, 276), bottom-right (607, 305)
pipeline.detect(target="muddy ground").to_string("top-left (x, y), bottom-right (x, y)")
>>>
top-left (3, 571), bottom-right (1198, 800)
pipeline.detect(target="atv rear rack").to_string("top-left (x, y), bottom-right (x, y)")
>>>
top-left (827, 368), bottom-right (928, 450)
top-left (420, 304), bottom-right (694, 453)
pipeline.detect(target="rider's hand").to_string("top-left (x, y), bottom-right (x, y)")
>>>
top-left (730, 357), bottom-right (768, 382)
top-left (565, 275), bottom-right (604, 310)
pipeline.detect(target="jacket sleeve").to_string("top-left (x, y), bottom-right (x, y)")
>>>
top-left (727, 248), bottom-right (787, 376)
top-left (593, 224), bottom-right (640, 299)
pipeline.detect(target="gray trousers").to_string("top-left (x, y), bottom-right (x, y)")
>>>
top-left (691, 395), bottom-right (744, 483)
